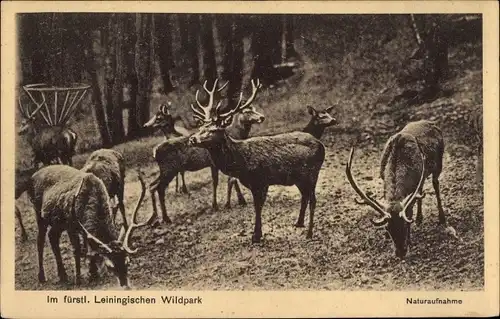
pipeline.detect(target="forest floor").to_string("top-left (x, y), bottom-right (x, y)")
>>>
top-left (14, 17), bottom-right (484, 291)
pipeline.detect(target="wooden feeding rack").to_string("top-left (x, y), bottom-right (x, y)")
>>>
top-left (22, 83), bottom-right (91, 126)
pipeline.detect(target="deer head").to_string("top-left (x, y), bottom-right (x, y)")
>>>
top-left (345, 139), bottom-right (427, 258)
top-left (307, 105), bottom-right (337, 128)
top-left (143, 102), bottom-right (175, 130)
top-left (76, 171), bottom-right (148, 289)
top-left (188, 79), bottom-right (261, 146)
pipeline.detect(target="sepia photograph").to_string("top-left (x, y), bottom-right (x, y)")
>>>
top-left (1, 1), bottom-right (498, 318)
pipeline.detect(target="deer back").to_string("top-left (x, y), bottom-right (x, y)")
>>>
top-left (29, 165), bottom-right (116, 240)
top-left (82, 149), bottom-right (125, 196)
top-left (153, 136), bottom-right (212, 173)
top-left (380, 120), bottom-right (443, 202)
top-left (218, 131), bottom-right (325, 186)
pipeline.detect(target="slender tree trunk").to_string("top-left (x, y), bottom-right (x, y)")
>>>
top-left (284, 15), bottom-right (298, 60)
top-left (82, 23), bottom-right (112, 147)
top-left (186, 14), bottom-right (200, 86)
top-left (178, 14), bottom-right (189, 49)
top-left (155, 14), bottom-right (175, 94)
top-left (217, 14), bottom-right (233, 80)
top-left (251, 16), bottom-right (279, 86)
top-left (110, 14), bottom-right (125, 143)
top-left (134, 13), bottom-right (154, 131)
top-left (200, 15), bottom-right (217, 87)
top-left (123, 14), bottom-right (139, 139)
top-left (227, 18), bottom-right (244, 109)
top-left (269, 15), bottom-right (283, 66)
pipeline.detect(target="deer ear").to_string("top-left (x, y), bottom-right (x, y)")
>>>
top-left (307, 106), bottom-right (316, 116)
top-left (325, 106), bottom-right (335, 113)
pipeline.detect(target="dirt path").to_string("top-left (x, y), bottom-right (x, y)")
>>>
top-left (15, 131), bottom-right (483, 291)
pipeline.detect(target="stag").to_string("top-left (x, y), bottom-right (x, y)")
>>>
top-left (18, 100), bottom-right (77, 167)
top-left (15, 166), bottom-right (39, 241)
top-left (27, 165), bottom-right (149, 288)
top-left (346, 120), bottom-right (455, 258)
top-left (81, 149), bottom-right (127, 228)
top-left (188, 79), bottom-right (325, 243)
top-left (143, 87), bottom-right (265, 224)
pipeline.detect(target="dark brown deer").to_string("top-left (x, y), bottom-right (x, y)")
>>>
top-left (81, 149), bottom-right (127, 228)
top-left (18, 100), bottom-right (77, 167)
top-left (143, 89), bottom-right (265, 224)
top-left (15, 166), bottom-right (39, 241)
top-left (27, 165), bottom-right (149, 288)
top-left (346, 120), bottom-right (456, 258)
top-left (188, 79), bottom-right (325, 243)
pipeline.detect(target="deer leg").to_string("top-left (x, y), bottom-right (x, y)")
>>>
top-left (432, 175), bottom-right (446, 225)
top-left (295, 184), bottom-right (310, 228)
top-left (48, 227), bottom-right (68, 283)
top-left (181, 172), bottom-right (188, 194)
top-left (175, 174), bottom-right (179, 193)
top-left (68, 230), bottom-right (82, 285)
top-left (251, 185), bottom-right (268, 243)
top-left (15, 206), bottom-right (28, 241)
top-left (416, 184), bottom-right (424, 225)
top-left (158, 175), bottom-right (174, 224)
top-left (211, 167), bottom-right (219, 211)
top-left (307, 190), bottom-right (317, 239)
top-left (225, 177), bottom-right (234, 209)
top-left (233, 179), bottom-right (247, 206)
top-left (148, 177), bottom-right (161, 225)
top-left (37, 219), bottom-right (48, 282)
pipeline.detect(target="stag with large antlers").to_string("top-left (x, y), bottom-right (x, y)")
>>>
top-left (27, 165), bottom-right (149, 288)
top-left (18, 99), bottom-right (77, 167)
top-left (188, 79), bottom-right (325, 243)
top-left (143, 84), bottom-right (265, 224)
top-left (346, 120), bottom-right (455, 258)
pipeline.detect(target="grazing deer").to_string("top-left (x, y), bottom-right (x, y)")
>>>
top-left (346, 120), bottom-right (455, 258)
top-left (143, 90), bottom-right (265, 224)
top-left (18, 100), bottom-right (77, 167)
top-left (81, 149), bottom-right (128, 228)
top-left (188, 79), bottom-right (325, 243)
top-left (15, 166), bottom-right (39, 241)
top-left (27, 165), bottom-right (149, 288)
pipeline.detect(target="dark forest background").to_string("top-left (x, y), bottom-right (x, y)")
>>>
top-left (16, 13), bottom-right (481, 160)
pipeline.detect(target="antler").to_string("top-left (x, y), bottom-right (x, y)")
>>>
top-left (122, 170), bottom-right (148, 254)
top-left (190, 79), bottom-right (228, 124)
top-left (346, 147), bottom-right (391, 226)
top-left (218, 79), bottom-right (262, 122)
top-left (399, 138), bottom-right (427, 223)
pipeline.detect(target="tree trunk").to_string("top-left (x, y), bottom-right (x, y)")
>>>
top-left (227, 18), bottom-right (244, 109)
top-left (200, 15), bottom-right (217, 87)
top-left (155, 14), bottom-right (175, 94)
top-left (284, 15), bottom-right (298, 60)
top-left (81, 22), bottom-right (112, 147)
top-left (109, 14), bottom-right (125, 144)
top-left (217, 14), bottom-right (233, 80)
top-left (124, 14), bottom-right (140, 139)
top-left (251, 16), bottom-right (279, 87)
top-left (134, 13), bottom-right (154, 132)
top-left (178, 14), bottom-right (189, 49)
top-left (186, 14), bottom-right (200, 86)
